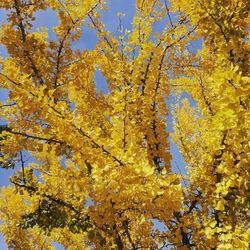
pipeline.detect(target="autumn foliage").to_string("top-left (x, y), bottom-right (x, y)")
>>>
top-left (0, 0), bottom-right (249, 249)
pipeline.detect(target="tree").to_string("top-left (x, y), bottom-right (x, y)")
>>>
top-left (170, 0), bottom-right (249, 248)
top-left (0, 0), bottom-right (248, 249)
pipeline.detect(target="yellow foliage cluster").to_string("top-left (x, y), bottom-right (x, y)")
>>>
top-left (0, 0), bottom-right (249, 249)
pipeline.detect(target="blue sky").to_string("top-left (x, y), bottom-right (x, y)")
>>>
top-left (0, 1), bottom-right (196, 248)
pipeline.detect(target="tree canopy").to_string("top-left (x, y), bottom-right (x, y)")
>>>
top-left (0, 0), bottom-right (249, 249)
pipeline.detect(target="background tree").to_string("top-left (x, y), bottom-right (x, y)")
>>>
top-left (170, 0), bottom-right (249, 248)
top-left (0, 0), bottom-right (249, 249)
